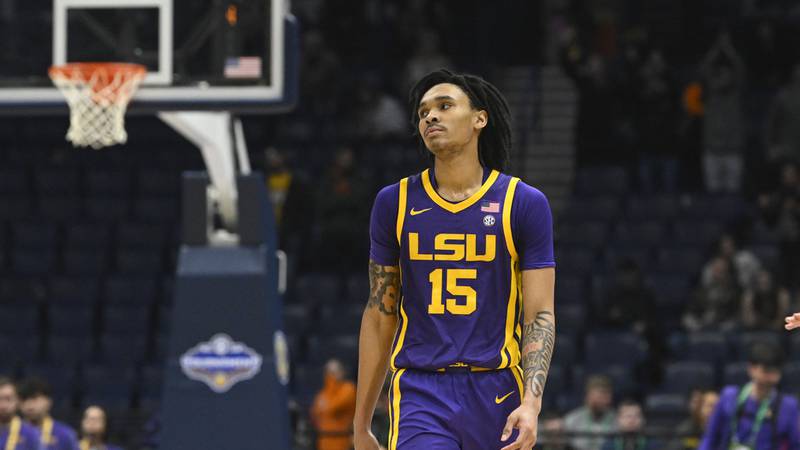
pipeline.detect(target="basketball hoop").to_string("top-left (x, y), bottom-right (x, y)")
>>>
top-left (48, 63), bottom-right (146, 149)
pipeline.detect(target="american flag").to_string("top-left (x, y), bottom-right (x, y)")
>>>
top-left (480, 201), bottom-right (500, 213)
top-left (224, 57), bottom-right (262, 79)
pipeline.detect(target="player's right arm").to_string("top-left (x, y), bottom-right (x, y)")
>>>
top-left (353, 259), bottom-right (400, 450)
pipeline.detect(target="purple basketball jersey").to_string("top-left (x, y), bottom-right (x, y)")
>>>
top-left (369, 168), bottom-right (555, 372)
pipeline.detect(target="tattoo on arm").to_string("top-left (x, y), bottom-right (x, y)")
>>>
top-left (520, 311), bottom-right (555, 397)
top-left (367, 260), bottom-right (400, 316)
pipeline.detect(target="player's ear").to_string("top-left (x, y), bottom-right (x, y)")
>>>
top-left (474, 109), bottom-right (488, 130)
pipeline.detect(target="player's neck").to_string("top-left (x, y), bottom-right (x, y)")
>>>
top-left (432, 150), bottom-right (484, 202)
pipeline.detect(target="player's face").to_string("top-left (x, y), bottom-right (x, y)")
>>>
top-left (20, 394), bottom-right (51, 422)
top-left (0, 385), bottom-right (18, 422)
top-left (81, 406), bottom-right (106, 436)
top-left (416, 83), bottom-right (487, 156)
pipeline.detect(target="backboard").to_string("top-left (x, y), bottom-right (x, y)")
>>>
top-left (0, 0), bottom-right (298, 113)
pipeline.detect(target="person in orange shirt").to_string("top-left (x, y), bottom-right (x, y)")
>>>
top-left (311, 359), bottom-right (357, 450)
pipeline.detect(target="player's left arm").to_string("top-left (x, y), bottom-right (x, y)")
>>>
top-left (501, 268), bottom-right (555, 450)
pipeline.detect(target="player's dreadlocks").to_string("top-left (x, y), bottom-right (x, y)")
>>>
top-left (409, 69), bottom-right (512, 172)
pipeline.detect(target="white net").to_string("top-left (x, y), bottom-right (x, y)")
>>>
top-left (49, 63), bottom-right (146, 150)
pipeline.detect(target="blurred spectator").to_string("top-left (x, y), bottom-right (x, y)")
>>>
top-left (741, 269), bottom-right (791, 330)
top-left (18, 377), bottom-right (79, 450)
top-left (599, 259), bottom-right (656, 334)
top-left (539, 412), bottom-right (575, 450)
top-left (700, 341), bottom-right (800, 450)
top-left (669, 390), bottom-right (720, 450)
top-left (701, 234), bottom-right (762, 290)
top-left (564, 375), bottom-right (616, 450)
top-left (315, 146), bottom-right (372, 273)
top-left (561, 34), bottom-right (617, 167)
top-left (300, 29), bottom-right (343, 117)
top-left (404, 29), bottom-right (452, 91)
top-left (263, 146), bottom-right (314, 276)
top-left (635, 48), bottom-right (679, 193)
top-left (684, 257), bottom-right (741, 332)
top-left (80, 405), bottom-right (123, 450)
top-left (0, 377), bottom-right (41, 450)
top-left (766, 63), bottom-right (800, 163)
top-left (346, 80), bottom-right (407, 139)
top-left (700, 31), bottom-right (746, 193)
top-left (758, 161), bottom-right (800, 287)
top-left (310, 359), bottom-right (356, 450)
top-left (601, 399), bottom-right (659, 450)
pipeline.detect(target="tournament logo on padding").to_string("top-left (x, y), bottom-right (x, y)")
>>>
top-left (180, 334), bottom-right (263, 393)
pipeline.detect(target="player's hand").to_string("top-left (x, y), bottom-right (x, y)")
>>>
top-left (500, 404), bottom-right (539, 450)
top-left (785, 313), bottom-right (800, 330)
top-left (353, 429), bottom-right (384, 450)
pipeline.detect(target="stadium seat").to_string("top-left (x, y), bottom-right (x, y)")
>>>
top-left (584, 332), bottom-right (647, 368)
top-left (625, 195), bottom-right (679, 220)
top-left (104, 276), bottom-right (157, 307)
top-left (115, 248), bottom-right (163, 275)
top-left (85, 197), bottom-right (130, 222)
top-left (117, 223), bottom-right (168, 250)
top-left (672, 220), bottom-right (725, 246)
top-left (345, 273), bottom-right (369, 304)
top-left (601, 247), bottom-right (652, 272)
top-left (63, 249), bottom-right (108, 276)
top-left (611, 220), bottom-right (666, 247)
top-left (750, 244), bottom-right (779, 271)
top-left (138, 169), bottom-right (180, 196)
top-left (0, 197), bottom-right (31, 220)
top-left (574, 167), bottom-right (629, 196)
top-left (102, 306), bottom-right (152, 336)
top-left (318, 304), bottom-right (362, 336)
top-left (654, 247), bottom-right (706, 275)
top-left (38, 195), bottom-right (81, 220)
top-left (722, 362), bottom-right (750, 386)
top-left (45, 336), bottom-right (95, 365)
top-left (64, 222), bottom-right (111, 250)
top-left (551, 335), bottom-right (576, 367)
top-left (0, 276), bottom-right (46, 303)
top-left (48, 305), bottom-right (94, 338)
top-left (685, 332), bottom-right (730, 363)
top-left (284, 303), bottom-right (310, 336)
top-left (560, 196), bottom-right (621, 222)
top-left (33, 168), bottom-right (79, 195)
top-left (11, 248), bottom-right (56, 275)
top-left (0, 169), bottom-right (28, 194)
top-left (545, 365), bottom-right (568, 394)
top-left (0, 336), bottom-right (41, 365)
top-left (86, 171), bottom-right (132, 196)
top-left (661, 361), bottom-right (715, 394)
top-left (292, 273), bottom-right (341, 304)
top-left (49, 276), bottom-right (99, 307)
top-left (11, 222), bottom-right (57, 249)
top-left (555, 248), bottom-right (596, 277)
top-left (681, 194), bottom-right (750, 220)
top-left (782, 362), bottom-right (800, 393)
top-left (645, 393), bottom-right (686, 427)
top-left (0, 304), bottom-right (40, 336)
top-left (556, 221), bottom-right (608, 249)
top-left (555, 275), bottom-right (587, 305)
top-left (134, 196), bottom-right (179, 223)
top-left (557, 304), bottom-right (586, 335)
top-left (573, 364), bottom-right (637, 398)
top-left (306, 334), bottom-right (358, 369)
top-left (648, 273), bottom-right (691, 309)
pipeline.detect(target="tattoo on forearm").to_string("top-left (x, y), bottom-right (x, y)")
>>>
top-left (520, 311), bottom-right (555, 397)
top-left (367, 260), bottom-right (400, 316)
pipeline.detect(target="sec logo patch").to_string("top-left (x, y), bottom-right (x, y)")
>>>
top-left (483, 215), bottom-right (496, 227)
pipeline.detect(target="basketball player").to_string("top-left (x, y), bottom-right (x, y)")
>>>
top-left (0, 378), bottom-right (41, 450)
top-left (354, 69), bottom-right (556, 450)
top-left (18, 378), bottom-right (79, 450)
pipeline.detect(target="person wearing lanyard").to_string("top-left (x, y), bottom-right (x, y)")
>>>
top-left (0, 378), bottom-right (41, 450)
top-left (78, 406), bottom-right (123, 450)
top-left (17, 378), bottom-right (78, 450)
top-left (699, 341), bottom-right (800, 450)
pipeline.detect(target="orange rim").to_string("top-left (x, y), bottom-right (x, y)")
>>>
top-left (48, 62), bottom-right (146, 84)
